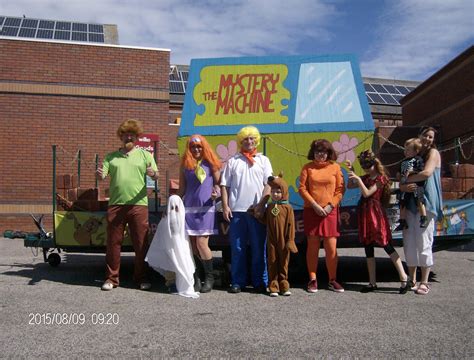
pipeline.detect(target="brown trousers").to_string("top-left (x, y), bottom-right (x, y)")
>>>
top-left (105, 205), bottom-right (149, 286)
top-left (267, 239), bottom-right (291, 293)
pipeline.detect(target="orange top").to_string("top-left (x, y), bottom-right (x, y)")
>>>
top-left (299, 161), bottom-right (345, 208)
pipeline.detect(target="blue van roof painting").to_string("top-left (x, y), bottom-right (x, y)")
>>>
top-left (179, 54), bottom-right (374, 136)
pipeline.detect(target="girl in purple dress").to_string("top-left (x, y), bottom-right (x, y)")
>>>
top-left (178, 135), bottom-right (222, 293)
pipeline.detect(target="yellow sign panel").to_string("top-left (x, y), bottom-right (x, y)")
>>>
top-left (194, 64), bottom-right (290, 126)
top-left (54, 211), bottom-right (132, 247)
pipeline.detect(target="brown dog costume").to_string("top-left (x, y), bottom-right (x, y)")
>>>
top-left (262, 175), bottom-right (298, 294)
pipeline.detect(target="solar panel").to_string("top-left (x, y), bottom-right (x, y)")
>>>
top-left (54, 30), bottom-right (70, 40)
top-left (395, 86), bottom-right (410, 95)
top-left (72, 32), bottom-right (88, 41)
top-left (382, 84), bottom-right (399, 94)
top-left (364, 83), bottom-right (375, 92)
top-left (170, 81), bottom-right (184, 93)
top-left (39, 20), bottom-right (55, 29)
top-left (22, 19), bottom-right (38, 28)
top-left (36, 29), bottom-right (53, 39)
top-left (380, 93), bottom-right (398, 105)
top-left (371, 84), bottom-right (388, 93)
top-left (367, 92), bottom-right (385, 104)
top-left (88, 33), bottom-right (104, 42)
top-left (5, 17), bottom-right (21, 26)
top-left (392, 94), bottom-right (404, 103)
top-left (72, 23), bottom-right (87, 32)
top-left (363, 82), bottom-right (417, 106)
top-left (1, 15), bottom-right (108, 44)
top-left (181, 71), bottom-right (189, 81)
top-left (56, 21), bottom-right (71, 31)
top-left (0, 26), bottom-right (19, 36)
top-left (89, 24), bottom-right (103, 33)
top-left (169, 73), bottom-right (180, 81)
top-left (18, 28), bottom-right (36, 37)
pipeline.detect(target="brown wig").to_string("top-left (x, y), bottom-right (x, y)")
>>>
top-left (116, 119), bottom-right (144, 138)
top-left (306, 139), bottom-right (337, 161)
top-left (181, 134), bottom-right (222, 173)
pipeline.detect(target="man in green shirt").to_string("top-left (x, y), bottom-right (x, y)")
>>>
top-left (98, 119), bottom-right (158, 291)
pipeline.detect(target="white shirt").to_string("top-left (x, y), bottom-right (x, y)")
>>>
top-left (221, 153), bottom-right (273, 212)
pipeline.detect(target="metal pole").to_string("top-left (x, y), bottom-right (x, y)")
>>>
top-left (77, 149), bottom-right (81, 188)
top-left (263, 136), bottom-right (267, 156)
top-left (154, 140), bottom-right (158, 211)
top-left (454, 138), bottom-right (460, 165)
top-left (95, 154), bottom-right (99, 189)
top-left (52, 145), bottom-right (57, 212)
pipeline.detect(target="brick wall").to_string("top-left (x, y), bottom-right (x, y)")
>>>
top-left (0, 38), bottom-right (177, 231)
top-left (401, 48), bottom-right (474, 166)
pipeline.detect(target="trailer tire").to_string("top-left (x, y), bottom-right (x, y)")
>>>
top-left (48, 253), bottom-right (61, 267)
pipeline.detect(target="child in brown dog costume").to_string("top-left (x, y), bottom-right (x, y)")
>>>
top-left (262, 175), bottom-right (298, 297)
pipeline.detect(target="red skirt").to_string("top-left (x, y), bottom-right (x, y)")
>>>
top-left (357, 198), bottom-right (392, 246)
top-left (303, 207), bottom-right (340, 237)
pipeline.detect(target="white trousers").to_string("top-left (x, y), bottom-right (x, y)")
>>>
top-left (403, 210), bottom-right (434, 267)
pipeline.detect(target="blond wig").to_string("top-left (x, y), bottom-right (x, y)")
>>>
top-left (236, 126), bottom-right (261, 147)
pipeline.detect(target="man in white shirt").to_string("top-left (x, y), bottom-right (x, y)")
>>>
top-left (221, 126), bottom-right (273, 293)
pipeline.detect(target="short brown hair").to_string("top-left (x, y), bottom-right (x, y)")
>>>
top-left (116, 119), bottom-right (143, 138)
top-left (307, 139), bottom-right (337, 161)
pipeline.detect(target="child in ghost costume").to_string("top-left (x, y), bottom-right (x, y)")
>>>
top-left (145, 195), bottom-right (199, 298)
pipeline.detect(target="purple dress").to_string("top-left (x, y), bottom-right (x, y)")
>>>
top-left (183, 160), bottom-right (217, 236)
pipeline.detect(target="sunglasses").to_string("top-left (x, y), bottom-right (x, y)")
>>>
top-left (360, 161), bottom-right (374, 169)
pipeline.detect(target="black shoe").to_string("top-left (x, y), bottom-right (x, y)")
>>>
top-left (399, 281), bottom-right (410, 294)
top-left (360, 284), bottom-right (377, 293)
top-left (253, 285), bottom-right (268, 294)
top-left (394, 219), bottom-right (408, 231)
top-left (228, 285), bottom-right (241, 293)
top-left (200, 259), bottom-right (215, 293)
top-left (193, 272), bottom-right (202, 292)
top-left (420, 216), bottom-right (428, 228)
top-left (168, 284), bottom-right (178, 294)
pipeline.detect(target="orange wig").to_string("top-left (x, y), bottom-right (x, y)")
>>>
top-left (181, 134), bottom-right (222, 173)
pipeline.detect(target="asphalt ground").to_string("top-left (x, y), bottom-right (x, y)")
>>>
top-left (1, 237), bottom-right (473, 359)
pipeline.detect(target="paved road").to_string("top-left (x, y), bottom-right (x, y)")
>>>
top-left (1, 237), bottom-right (473, 358)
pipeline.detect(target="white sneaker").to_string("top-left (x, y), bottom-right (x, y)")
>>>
top-left (269, 292), bottom-right (279, 297)
top-left (101, 282), bottom-right (116, 291)
top-left (281, 290), bottom-right (291, 296)
top-left (139, 282), bottom-right (151, 290)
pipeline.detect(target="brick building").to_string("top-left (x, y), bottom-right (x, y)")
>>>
top-left (401, 45), bottom-right (474, 199)
top-left (401, 46), bottom-right (474, 167)
top-left (0, 37), bottom-right (172, 231)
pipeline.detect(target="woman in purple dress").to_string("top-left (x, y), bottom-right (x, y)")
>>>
top-left (178, 134), bottom-right (222, 293)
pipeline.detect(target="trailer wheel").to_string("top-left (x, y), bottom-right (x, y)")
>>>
top-left (48, 253), bottom-right (61, 267)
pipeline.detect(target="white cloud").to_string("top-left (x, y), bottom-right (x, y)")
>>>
top-left (361, 0), bottom-right (474, 80)
top-left (1, 0), bottom-right (339, 64)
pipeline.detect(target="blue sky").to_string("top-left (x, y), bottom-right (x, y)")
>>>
top-left (1, 0), bottom-right (473, 81)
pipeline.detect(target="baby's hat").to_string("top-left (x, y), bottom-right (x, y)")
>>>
top-left (267, 173), bottom-right (289, 201)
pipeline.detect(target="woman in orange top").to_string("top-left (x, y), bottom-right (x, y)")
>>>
top-left (299, 139), bottom-right (345, 293)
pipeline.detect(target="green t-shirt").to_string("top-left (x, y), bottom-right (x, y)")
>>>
top-left (103, 148), bottom-right (158, 206)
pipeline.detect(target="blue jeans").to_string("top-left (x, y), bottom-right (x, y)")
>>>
top-left (229, 212), bottom-right (268, 288)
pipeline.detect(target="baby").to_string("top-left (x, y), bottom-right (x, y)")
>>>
top-left (397, 138), bottom-right (428, 230)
